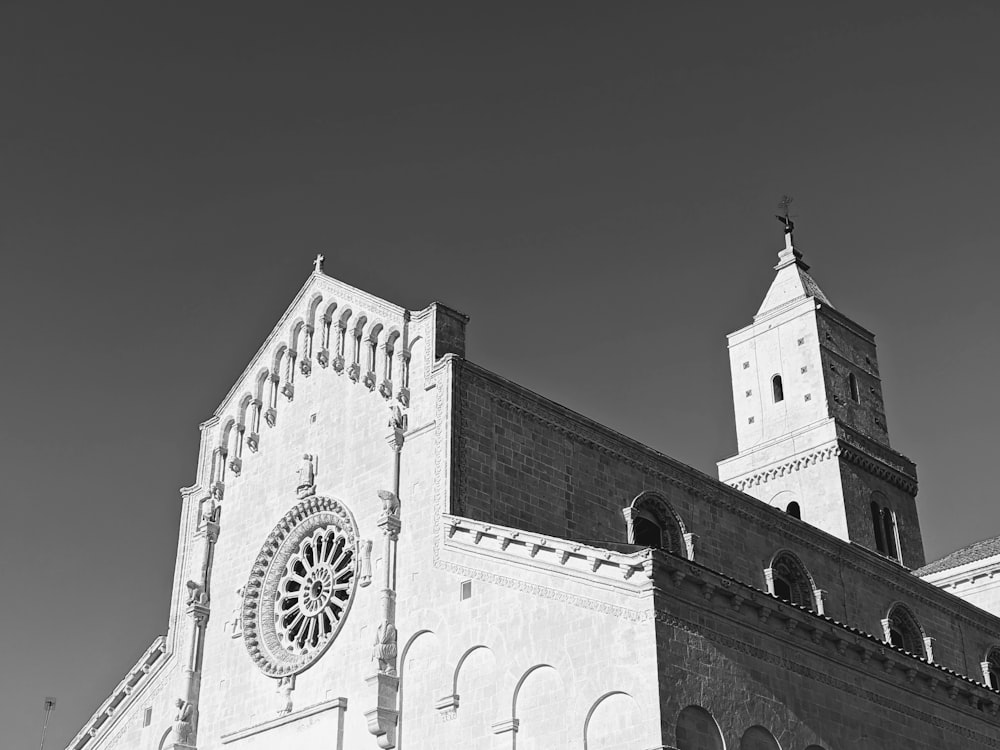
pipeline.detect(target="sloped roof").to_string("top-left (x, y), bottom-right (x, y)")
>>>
top-left (755, 238), bottom-right (833, 319)
top-left (914, 535), bottom-right (1000, 577)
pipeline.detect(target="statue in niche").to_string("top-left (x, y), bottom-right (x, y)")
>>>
top-left (372, 621), bottom-right (398, 676)
top-left (168, 699), bottom-right (194, 744)
top-left (296, 454), bottom-right (316, 498)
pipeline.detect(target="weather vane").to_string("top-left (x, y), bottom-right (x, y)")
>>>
top-left (775, 195), bottom-right (795, 235)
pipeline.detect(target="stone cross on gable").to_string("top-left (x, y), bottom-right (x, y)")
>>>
top-left (313, 254), bottom-right (325, 273)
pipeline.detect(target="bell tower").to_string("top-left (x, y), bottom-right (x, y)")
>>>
top-left (717, 218), bottom-right (925, 568)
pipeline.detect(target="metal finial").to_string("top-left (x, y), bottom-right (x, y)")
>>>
top-left (775, 195), bottom-right (795, 235)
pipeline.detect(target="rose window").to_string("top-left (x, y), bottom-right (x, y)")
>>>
top-left (242, 496), bottom-right (359, 677)
top-left (276, 526), bottom-right (354, 653)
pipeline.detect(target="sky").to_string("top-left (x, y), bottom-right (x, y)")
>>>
top-left (1, 2), bottom-right (999, 747)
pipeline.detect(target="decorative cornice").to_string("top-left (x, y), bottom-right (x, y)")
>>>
top-left (724, 440), bottom-right (918, 496)
top-left (726, 444), bottom-right (840, 491)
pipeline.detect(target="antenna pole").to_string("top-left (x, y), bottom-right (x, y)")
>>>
top-left (39, 697), bottom-right (56, 750)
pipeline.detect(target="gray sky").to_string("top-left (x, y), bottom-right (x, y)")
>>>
top-left (2, 3), bottom-right (998, 747)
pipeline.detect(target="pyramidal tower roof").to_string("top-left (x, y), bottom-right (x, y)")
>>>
top-left (755, 230), bottom-right (832, 319)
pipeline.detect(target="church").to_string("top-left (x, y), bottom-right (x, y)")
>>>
top-left (65, 227), bottom-right (1000, 750)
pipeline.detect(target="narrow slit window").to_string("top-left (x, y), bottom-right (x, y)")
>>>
top-left (849, 372), bottom-right (861, 403)
top-left (871, 501), bottom-right (886, 553)
top-left (883, 509), bottom-right (899, 561)
top-left (771, 375), bottom-right (784, 403)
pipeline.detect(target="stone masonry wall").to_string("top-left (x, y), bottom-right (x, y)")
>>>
top-left (452, 359), bottom-right (1000, 685)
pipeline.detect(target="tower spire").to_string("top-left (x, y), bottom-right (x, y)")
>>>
top-left (774, 195), bottom-right (806, 270)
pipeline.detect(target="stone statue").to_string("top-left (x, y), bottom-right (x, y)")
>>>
top-left (186, 580), bottom-right (208, 606)
top-left (276, 675), bottom-right (295, 715)
top-left (296, 454), bottom-right (316, 498)
top-left (378, 490), bottom-right (399, 517)
top-left (373, 620), bottom-right (398, 675)
top-left (169, 699), bottom-right (194, 744)
top-left (200, 496), bottom-right (218, 527)
top-left (358, 539), bottom-right (374, 587)
top-left (387, 404), bottom-right (407, 433)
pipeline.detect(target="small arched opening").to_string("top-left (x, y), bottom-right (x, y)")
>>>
top-left (624, 492), bottom-right (687, 557)
top-left (771, 374), bottom-right (784, 403)
top-left (767, 550), bottom-right (816, 611)
top-left (785, 501), bottom-right (801, 519)
top-left (883, 603), bottom-right (926, 657)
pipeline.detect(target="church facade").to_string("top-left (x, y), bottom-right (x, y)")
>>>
top-left (66, 235), bottom-right (1000, 750)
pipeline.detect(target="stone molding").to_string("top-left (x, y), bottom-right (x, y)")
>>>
top-left (444, 514), bottom-right (652, 585)
top-left (219, 697), bottom-right (348, 744)
top-left (724, 441), bottom-right (917, 496)
top-left (725, 444), bottom-right (840, 491)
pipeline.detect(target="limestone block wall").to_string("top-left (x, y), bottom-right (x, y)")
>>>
top-left (450, 359), bottom-right (1000, 685)
top-left (655, 572), bottom-right (1000, 750)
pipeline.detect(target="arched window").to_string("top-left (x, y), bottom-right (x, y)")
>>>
top-left (739, 725), bottom-right (780, 750)
top-left (771, 374), bottom-right (784, 403)
top-left (849, 372), bottom-right (861, 403)
top-left (676, 705), bottom-right (724, 750)
top-left (766, 551), bottom-right (816, 611)
top-left (883, 604), bottom-right (925, 657)
top-left (983, 648), bottom-right (1000, 690)
top-left (624, 492), bottom-right (686, 557)
top-left (786, 501), bottom-right (801, 519)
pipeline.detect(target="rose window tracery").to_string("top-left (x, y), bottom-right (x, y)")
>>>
top-left (275, 526), bottom-right (354, 653)
top-left (242, 496), bottom-right (359, 677)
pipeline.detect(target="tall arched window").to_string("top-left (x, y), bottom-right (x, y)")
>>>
top-left (771, 374), bottom-right (784, 403)
top-left (849, 372), bottom-right (861, 403)
top-left (984, 648), bottom-right (1000, 689)
top-left (766, 551), bottom-right (816, 611)
top-left (870, 500), bottom-right (886, 553)
top-left (883, 604), bottom-right (925, 657)
top-left (882, 508), bottom-right (899, 560)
